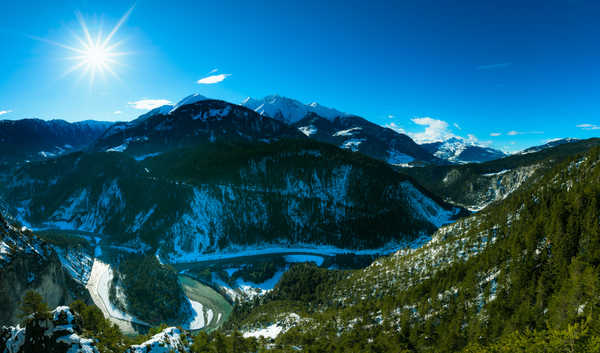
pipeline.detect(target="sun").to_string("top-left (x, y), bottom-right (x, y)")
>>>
top-left (66, 7), bottom-right (134, 84)
top-left (33, 6), bottom-right (134, 85)
top-left (83, 44), bottom-right (109, 68)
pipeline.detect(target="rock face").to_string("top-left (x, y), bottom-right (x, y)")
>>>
top-left (0, 214), bottom-right (84, 325)
top-left (0, 306), bottom-right (98, 353)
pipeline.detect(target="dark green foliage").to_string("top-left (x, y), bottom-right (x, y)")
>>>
top-left (114, 255), bottom-right (189, 325)
top-left (227, 257), bottom-right (286, 285)
top-left (69, 300), bottom-right (133, 352)
top-left (4, 139), bottom-right (458, 255)
top-left (18, 290), bottom-right (49, 319)
top-left (189, 330), bottom-right (258, 353)
top-left (269, 263), bottom-right (342, 304)
top-left (222, 146), bottom-right (600, 352)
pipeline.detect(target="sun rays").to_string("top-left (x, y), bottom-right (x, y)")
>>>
top-left (35, 5), bottom-right (134, 85)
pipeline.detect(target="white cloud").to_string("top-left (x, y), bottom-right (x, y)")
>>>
top-left (490, 132), bottom-right (502, 136)
top-left (114, 110), bottom-right (123, 114)
top-left (384, 122), bottom-right (406, 134)
top-left (385, 116), bottom-right (490, 148)
top-left (197, 73), bottom-right (231, 84)
top-left (387, 114), bottom-right (395, 119)
top-left (207, 68), bottom-right (218, 74)
top-left (507, 130), bottom-right (519, 136)
top-left (409, 117), bottom-right (456, 143)
top-left (0, 110), bottom-right (12, 115)
top-left (128, 99), bottom-right (172, 110)
top-left (476, 62), bottom-right (512, 70)
top-left (577, 123), bottom-right (600, 130)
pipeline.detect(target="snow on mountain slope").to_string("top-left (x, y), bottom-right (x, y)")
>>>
top-left (6, 143), bottom-right (461, 264)
top-left (292, 115), bottom-right (441, 165)
top-left (241, 95), bottom-right (345, 124)
top-left (170, 93), bottom-right (208, 113)
top-left (420, 137), bottom-right (507, 164)
top-left (517, 137), bottom-right (579, 155)
top-left (125, 327), bottom-right (188, 353)
top-left (94, 97), bottom-right (304, 156)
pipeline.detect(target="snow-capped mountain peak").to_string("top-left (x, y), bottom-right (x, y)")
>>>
top-left (420, 137), bottom-right (507, 164)
top-left (170, 93), bottom-right (208, 113)
top-left (241, 94), bottom-right (345, 124)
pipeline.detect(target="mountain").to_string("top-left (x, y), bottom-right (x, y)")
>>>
top-left (0, 119), bottom-right (114, 164)
top-left (401, 138), bottom-right (600, 211)
top-left (518, 137), bottom-right (579, 154)
top-left (292, 113), bottom-right (441, 165)
top-left (420, 137), bottom-right (507, 164)
top-left (92, 95), bottom-right (305, 158)
top-left (241, 94), bottom-right (346, 124)
top-left (0, 212), bottom-right (88, 325)
top-left (2, 140), bottom-right (462, 264)
top-left (220, 145), bottom-right (600, 352)
top-left (242, 94), bottom-right (441, 165)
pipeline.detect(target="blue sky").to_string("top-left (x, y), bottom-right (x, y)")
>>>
top-left (1, 0), bottom-right (599, 152)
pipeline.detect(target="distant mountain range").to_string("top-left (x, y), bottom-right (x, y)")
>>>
top-left (0, 119), bottom-right (113, 164)
top-left (241, 94), bottom-right (346, 124)
top-left (92, 95), bottom-right (303, 158)
top-left (6, 94), bottom-right (570, 168)
top-left (242, 95), bottom-right (442, 165)
top-left (517, 137), bottom-right (579, 154)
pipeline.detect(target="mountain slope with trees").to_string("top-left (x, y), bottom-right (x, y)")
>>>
top-left (220, 145), bottom-right (600, 352)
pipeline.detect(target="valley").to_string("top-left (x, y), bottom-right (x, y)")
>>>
top-left (1, 93), bottom-right (598, 353)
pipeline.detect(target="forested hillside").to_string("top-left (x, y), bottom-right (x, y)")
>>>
top-left (219, 146), bottom-right (600, 352)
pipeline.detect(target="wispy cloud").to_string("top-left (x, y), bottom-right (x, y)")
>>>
top-left (114, 110), bottom-right (123, 114)
top-left (476, 62), bottom-right (512, 71)
top-left (453, 122), bottom-right (461, 130)
top-left (577, 123), bottom-right (600, 130)
top-left (0, 110), bottom-right (12, 115)
top-left (387, 114), bottom-right (395, 119)
top-left (207, 68), bottom-right (218, 75)
top-left (507, 130), bottom-right (544, 136)
top-left (197, 73), bottom-right (231, 84)
top-left (128, 99), bottom-right (172, 110)
top-left (490, 132), bottom-right (502, 136)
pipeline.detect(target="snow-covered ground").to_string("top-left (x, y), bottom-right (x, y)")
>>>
top-left (126, 327), bottom-right (187, 353)
top-left (243, 324), bottom-right (283, 339)
top-left (235, 268), bottom-right (287, 298)
top-left (482, 169), bottom-right (510, 177)
top-left (242, 313), bottom-right (303, 339)
top-left (183, 299), bottom-right (206, 330)
top-left (85, 260), bottom-right (149, 328)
